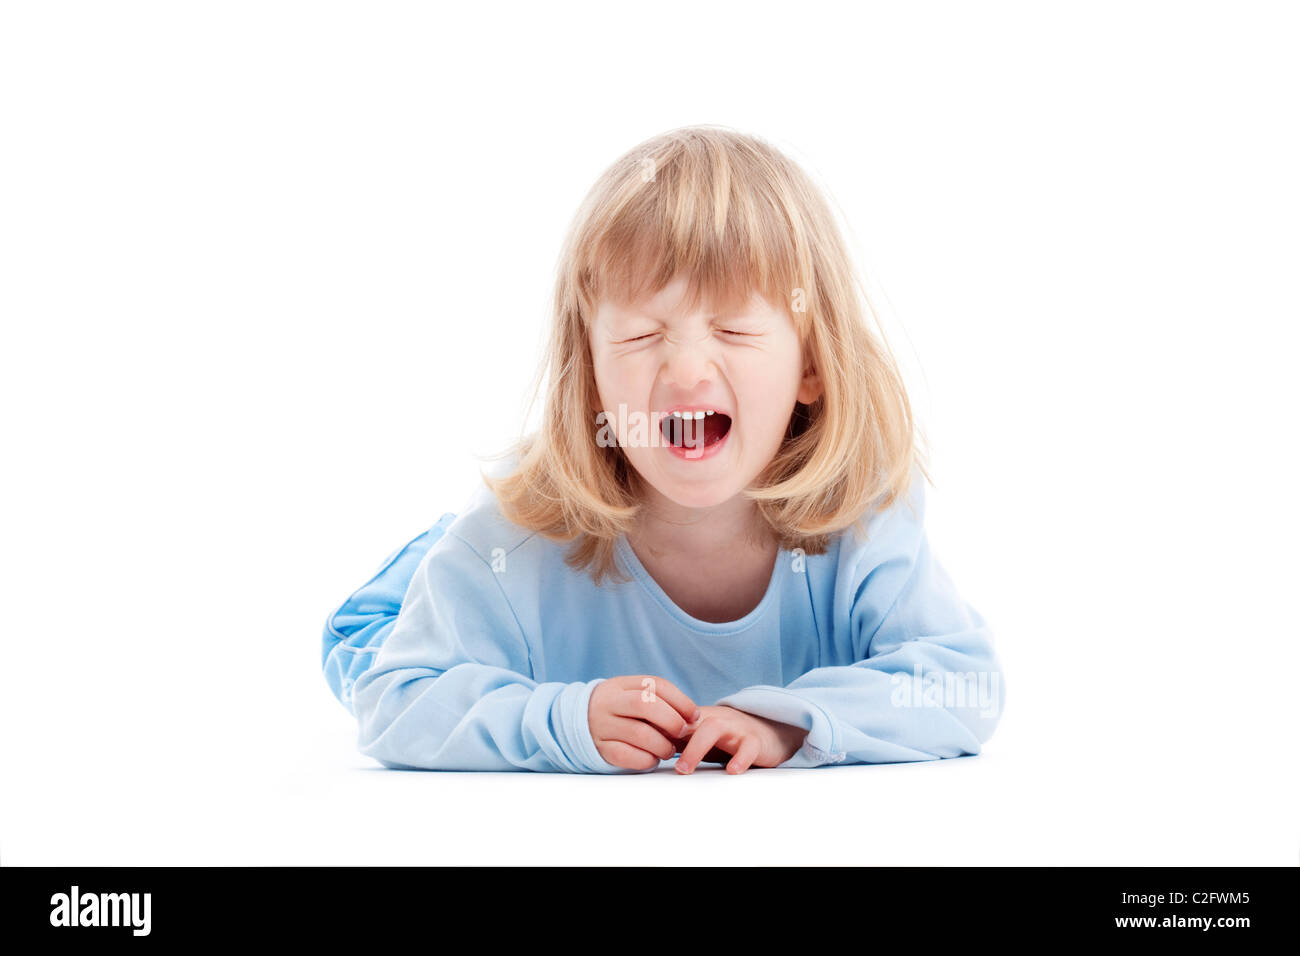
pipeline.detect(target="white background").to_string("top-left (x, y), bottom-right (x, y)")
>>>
top-left (2, 0), bottom-right (1296, 865)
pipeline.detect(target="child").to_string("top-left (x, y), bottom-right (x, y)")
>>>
top-left (322, 125), bottom-right (1005, 774)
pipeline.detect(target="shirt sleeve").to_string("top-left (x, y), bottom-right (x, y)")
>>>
top-left (713, 470), bottom-right (1006, 768)
top-left (350, 529), bottom-right (625, 774)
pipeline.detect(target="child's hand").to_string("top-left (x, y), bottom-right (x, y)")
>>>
top-left (674, 705), bottom-right (809, 775)
top-left (588, 675), bottom-right (700, 771)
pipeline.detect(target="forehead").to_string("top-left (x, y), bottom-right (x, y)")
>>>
top-left (594, 276), bottom-right (772, 325)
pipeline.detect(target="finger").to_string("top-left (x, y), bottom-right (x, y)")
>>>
top-left (676, 722), bottom-right (724, 775)
top-left (725, 736), bottom-right (761, 775)
top-left (632, 676), bottom-right (699, 726)
top-left (615, 690), bottom-right (698, 740)
top-left (607, 716), bottom-right (676, 761)
top-left (598, 739), bottom-right (661, 771)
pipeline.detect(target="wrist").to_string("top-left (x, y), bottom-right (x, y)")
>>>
top-left (752, 713), bottom-right (809, 761)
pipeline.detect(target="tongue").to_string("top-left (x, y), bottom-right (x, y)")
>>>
top-left (702, 414), bottom-right (731, 445)
top-left (660, 414), bottom-right (731, 448)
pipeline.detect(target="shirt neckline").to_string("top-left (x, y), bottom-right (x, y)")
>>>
top-left (614, 534), bottom-right (786, 635)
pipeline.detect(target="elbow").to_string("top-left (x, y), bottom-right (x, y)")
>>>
top-left (350, 668), bottom-right (381, 733)
top-left (968, 653), bottom-right (1005, 749)
top-left (953, 618), bottom-right (1005, 751)
top-left (349, 666), bottom-right (463, 771)
top-left (937, 636), bottom-right (1005, 754)
top-left (350, 666), bottom-right (412, 757)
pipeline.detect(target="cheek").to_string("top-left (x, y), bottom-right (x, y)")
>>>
top-left (736, 357), bottom-right (802, 419)
top-left (599, 353), bottom-right (654, 397)
top-left (591, 355), bottom-right (626, 401)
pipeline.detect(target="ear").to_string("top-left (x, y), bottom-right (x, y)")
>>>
top-left (796, 361), bottom-right (823, 405)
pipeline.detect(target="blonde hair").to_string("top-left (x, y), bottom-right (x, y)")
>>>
top-left (483, 124), bottom-right (929, 585)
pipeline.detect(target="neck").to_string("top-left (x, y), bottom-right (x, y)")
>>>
top-left (627, 479), bottom-right (775, 561)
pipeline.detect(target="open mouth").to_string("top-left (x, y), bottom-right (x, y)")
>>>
top-left (659, 411), bottom-right (732, 450)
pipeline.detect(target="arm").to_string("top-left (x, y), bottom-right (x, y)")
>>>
top-left (321, 514), bottom-right (456, 715)
top-left (713, 473), bottom-right (1005, 768)
top-left (350, 530), bottom-right (622, 773)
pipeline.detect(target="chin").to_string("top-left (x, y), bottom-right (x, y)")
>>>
top-left (624, 450), bottom-right (751, 509)
top-left (649, 471), bottom-right (745, 509)
top-left (661, 487), bottom-right (736, 509)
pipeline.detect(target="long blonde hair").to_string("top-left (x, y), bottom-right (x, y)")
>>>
top-left (483, 125), bottom-right (928, 585)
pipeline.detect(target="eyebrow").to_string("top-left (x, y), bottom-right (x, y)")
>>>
top-left (620, 305), bottom-right (752, 323)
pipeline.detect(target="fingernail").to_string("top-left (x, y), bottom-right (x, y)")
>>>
top-left (692, 709), bottom-right (702, 722)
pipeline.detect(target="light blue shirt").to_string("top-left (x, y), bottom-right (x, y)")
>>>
top-left (323, 466), bottom-right (1005, 772)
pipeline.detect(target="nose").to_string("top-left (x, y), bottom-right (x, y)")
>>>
top-left (660, 335), bottom-right (716, 392)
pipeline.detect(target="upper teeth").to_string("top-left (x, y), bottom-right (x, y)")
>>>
top-left (671, 410), bottom-right (716, 419)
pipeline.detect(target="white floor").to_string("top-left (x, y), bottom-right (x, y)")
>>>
top-left (4, 674), bottom-right (1294, 866)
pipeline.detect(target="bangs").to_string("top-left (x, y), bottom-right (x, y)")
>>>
top-left (573, 131), bottom-right (806, 327)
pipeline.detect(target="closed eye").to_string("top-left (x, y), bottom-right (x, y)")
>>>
top-left (618, 330), bottom-right (750, 343)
